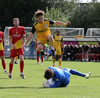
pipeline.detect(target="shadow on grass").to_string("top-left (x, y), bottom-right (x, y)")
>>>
top-left (0, 86), bottom-right (45, 89)
top-left (0, 78), bottom-right (22, 80)
top-left (0, 86), bottom-right (61, 89)
top-left (0, 78), bottom-right (8, 79)
top-left (91, 75), bottom-right (100, 78)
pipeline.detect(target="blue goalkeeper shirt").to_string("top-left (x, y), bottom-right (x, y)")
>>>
top-left (48, 66), bottom-right (71, 88)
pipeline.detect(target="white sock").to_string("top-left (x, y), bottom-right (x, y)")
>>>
top-left (20, 73), bottom-right (23, 75)
top-left (4, 69), bottom-right (7, 71)
top-left (9, 73), bottom-right (11, 75)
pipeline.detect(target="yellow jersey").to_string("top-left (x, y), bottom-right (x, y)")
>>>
top-left (54, 34), bottom-right (63, 49)
top-left (31, 19), bottom-right (54, 40)
top-left (9, 26), bottom-right (26, 49)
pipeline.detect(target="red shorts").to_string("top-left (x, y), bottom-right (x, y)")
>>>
top-left (10, 48), bottom-right (24, 58)
top-left (0, 50), bottom-right (4, 56)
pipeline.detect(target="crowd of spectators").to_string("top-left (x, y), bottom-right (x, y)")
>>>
top-left (62, 43), bottom-right (100, 62)
top-left (27, 41), bottom-right (100, 62)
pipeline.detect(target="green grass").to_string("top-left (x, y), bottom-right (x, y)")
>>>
top-left (0, 59), bottom-right (100, 98)
top-left (79, 41), bottom-right (98, 45)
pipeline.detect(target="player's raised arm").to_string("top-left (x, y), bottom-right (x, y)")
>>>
top-left (25, 33), bottom-right (33, 46)
top-left (25, 25), bottom-right (36, 46)
top-left (54, 21), bottom-right (71, 26)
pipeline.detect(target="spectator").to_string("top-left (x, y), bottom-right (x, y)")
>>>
top-left (29, 39), bottom-right (36, 58)
top-left (76, 45), bottom-right (82, 61)
top-left (73, 45), bottom-right (78, 61)
top-left (62, 43), bottom-right (100, 62)
top-left (94, 45), bottom-right (100, 62)
top-left (82, 43), bottom-right (89, 62)
top-left (88, 44), bottom-right (94, 61)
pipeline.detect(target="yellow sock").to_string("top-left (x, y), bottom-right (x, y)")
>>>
top-left (59, 59), bottom-right (61, 66)
top-left (16, 56), bottom-right (18, 60)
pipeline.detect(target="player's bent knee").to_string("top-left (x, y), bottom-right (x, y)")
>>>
top-left (10, 58), bottom-right (14, 64)
top-left (48, 35), bottom-right (53, 42)
top-left (63, 68), bottom-right (71, 72)
top-left (19, 56), bottom-right (24, 61)
top-left (67, 68), bottom-right (71, 72)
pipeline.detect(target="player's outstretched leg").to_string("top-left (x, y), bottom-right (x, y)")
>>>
top-left (70, 69), bottom-right (91, 79)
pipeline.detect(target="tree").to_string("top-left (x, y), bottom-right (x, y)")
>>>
top-left (45, 7), bottom-right (69, 22)
top-left (0, 0), bottom-right (41, 30)
top-left (69, 3), bottom-right (100, 35)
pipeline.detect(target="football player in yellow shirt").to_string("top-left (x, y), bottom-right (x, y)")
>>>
top-left (53, 30), bottom-right (64, 69)
top-left (25, 10), bottom-right (70, 57)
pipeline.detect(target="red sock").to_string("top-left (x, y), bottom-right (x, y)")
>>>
top-left (41, 56), bottom-right (43, 63)
top-left (37, 51), bottom-right (40, 63)
top-left (1, 59), bottom-right (6, 70)
top-left (20, 61), bottom-right (24, 73)
top-left (37, 56), bottom-right (39, 63)
top-left (9, 63), bottom-right (13, 73)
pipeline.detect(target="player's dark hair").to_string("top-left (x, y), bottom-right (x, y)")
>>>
top-left (56, 30), bottom-right (60, 33)
top-left (35, 10), bottom-right (45, 18)
top-left (44, 69), bottom-right (53, 80)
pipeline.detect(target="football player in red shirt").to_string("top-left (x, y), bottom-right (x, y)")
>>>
top-left (0, 27), bottom-right (8, 73)
top-left (9, 18), bottom-right (26, 79)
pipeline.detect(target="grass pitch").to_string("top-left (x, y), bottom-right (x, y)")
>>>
top-left (0, 59), bottom-right (100, 98)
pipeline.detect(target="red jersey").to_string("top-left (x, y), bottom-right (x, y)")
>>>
top-left (0, 31), bottom-right (4, 50)
top-left (9, 26), bottom-right (26, 49)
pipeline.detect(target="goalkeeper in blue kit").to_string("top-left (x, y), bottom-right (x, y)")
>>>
top-left (43, 66), bottom-right (91, 88)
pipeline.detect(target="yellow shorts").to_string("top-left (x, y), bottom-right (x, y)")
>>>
top-left (37, 37), bottom-right (54, 46)
top-left (37, 37), bottom-right (49, 45)
top-left (55, 47), bottom-right (62, 55)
